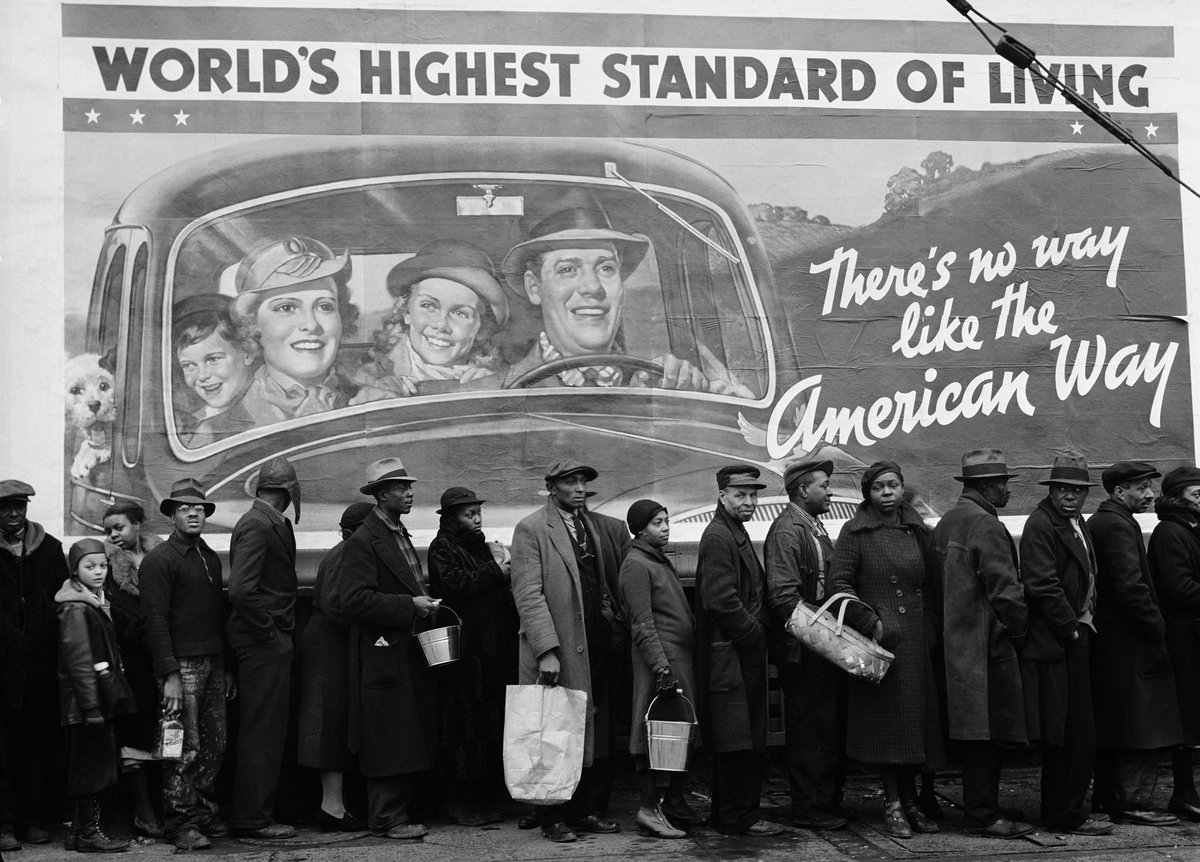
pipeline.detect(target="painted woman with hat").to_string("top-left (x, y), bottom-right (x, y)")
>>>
top-left (357, 240), bottom-right (509, 395)
top-left (827, 460), bottom-right (945, 838)
top-left (426, 486), bottom-right (516, 826)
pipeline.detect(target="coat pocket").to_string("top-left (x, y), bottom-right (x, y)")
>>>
top-left (1138, 643), bottom-right (1173, 678)
top-left (362, 630), bottom-right (405, 688)
top-left (708, 641), bottom-right (744, 693)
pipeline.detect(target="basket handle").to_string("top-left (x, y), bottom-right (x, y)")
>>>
top-left (412, 602), bottom-right (460, 634)
top-left (644, 692), bottom-right (697, 725)
top-left (810, 591), bottom-right (875, 637)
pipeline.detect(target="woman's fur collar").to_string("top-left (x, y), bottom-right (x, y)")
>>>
top-left (104, 533), bottom-right (163, 597)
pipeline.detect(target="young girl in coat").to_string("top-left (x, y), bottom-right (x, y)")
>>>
top-left (57, 538), bottom-right (135, 853)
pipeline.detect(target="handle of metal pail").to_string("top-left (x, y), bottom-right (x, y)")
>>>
top-left (645, 691), bottom-right (697, 725)
top-left (413, 603), bottom-right (461, 635)
top-left (808, 591), bottom-right (878, 637)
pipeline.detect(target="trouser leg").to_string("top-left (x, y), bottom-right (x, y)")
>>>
top-left (782, 660), bottom-right (842, 816)
top-left (366, 775), bottom-right (412, 834)
top-left (537, 766), bottom-right (593, 826)
top-left (959, 740), bottom-right (1003, 827)
top-left (1042, 634), bottom-right (1095, 830)
top-left (712, 750), bottom-right (763, 834)
top-left (229, 635), bottom-right (292, 829)
top-left (1111, 748), bottom-right (1162, 811)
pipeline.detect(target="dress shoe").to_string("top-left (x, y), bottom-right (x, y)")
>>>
top-left (317, 809), bottom-right (366, 832)
top-left (134, 815), bottom-right (165, 838)
top-left (1065, 818), bottom-right (1114, 836)
top-left (172, 827), bottom-right (212, 851)
top-left (1, 831), bottom-right (22, 852)
top-left (904, 805), bottom-right (940, 834)
top-left (440, 804), bottom-right (493, 827)
top-left (382, 823), bottom-right (427, 840)
top-left (22, 826), bottom-right (51, 845)
top-left (1111, 809), bottom-right (1179, 826)
top-left (660, 798), bottom-right (706, 827)
top-left (517, 814), bottom-right (539, 830)
top-left (233, 822), bottom-right (296, 840)
top-left (635, 806), bottom-right (686, 839)
top-left (741, 819), bottom-right (784, 837)
top-left (1169, 797), bottom-right (1200, 822)
top-left (541, 822), bottom-right (577, 843)
top-left (918, 789), bottom-right (944, 821)
top-left (197, 818), bottom-right (229, 838)
top-left (966, 817), bottom-right (1035, 839)
top-left (568, 814), bottom-right (619, 834)
top-left (791, 811), bottom-right (848, 830)
top-left (882, 802), bottom-right (912, 839)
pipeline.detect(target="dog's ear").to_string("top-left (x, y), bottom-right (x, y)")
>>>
top-left (98, 348), bottom-right (117, 374)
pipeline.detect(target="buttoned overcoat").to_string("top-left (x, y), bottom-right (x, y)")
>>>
top-left (1148, 499), bottom-right (1200, 744)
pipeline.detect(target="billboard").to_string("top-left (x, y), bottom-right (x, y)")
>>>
top-left (4, 0), bottom-right (1199, 544)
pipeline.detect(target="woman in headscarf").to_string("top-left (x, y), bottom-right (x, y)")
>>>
top-left (827, 461), bottom-right (945, 839)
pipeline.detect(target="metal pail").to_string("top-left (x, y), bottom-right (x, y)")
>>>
top-left (645, 693), bottom-right (696, 772)
top-left (415, 605), bottom-right (461, 667)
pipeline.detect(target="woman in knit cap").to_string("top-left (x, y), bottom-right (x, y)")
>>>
top-left (827, 461), bottom-right (944, 839)
top-left (618, 499), bottom-right (701, 838)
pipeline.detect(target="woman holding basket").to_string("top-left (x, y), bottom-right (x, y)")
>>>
top-left (827, 461), bottom-right (945, 839)
top-left (618, 500), bottom-right (703, 838)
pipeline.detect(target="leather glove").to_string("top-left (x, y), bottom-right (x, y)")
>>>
top-left (655, 667), bottom-right (679, 693)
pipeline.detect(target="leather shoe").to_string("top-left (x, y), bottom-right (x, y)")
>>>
top-left (635, 806), bottom-right (686, 839)
top-left (660, 798), bottom-right (706, 827)
top-left (541, 822), bottom-right (577, 843)
top-left (317, 809), bottom-right (366, 832)
top-left (0, 832), bottom-right (22, 852)
top-left (568, 814), bottom-right (619, 834)
top-left (1169, 797), bottom-right (1200, 822)
top-left (197, 818), bottom-right (229, 838)
top-left (904, 805), bottom-right (940, 834)
top-left (1065, 818), bottom-right (1114, 836)
top-left (234, 822), bottom-right (296, 839)
top-left (791, 811), bottom-right (848, 830)
top-left (22, 826), bottom-right (51, 845)
top-left (966, 817), bottom-right (1034, 839)
top-left (741, 819), bottom-right (784, 836)
top-left (517, 814), bottom-right (539, 830)
top-left (382, 823), bottom-right (427, 840)
top-left (135, 815), bottom-right (166, 838)
top-left (1111, 809), bottom-right (1179, 826)
top-left (172, 827), bottom-right (212, 850)
top-left (440, 804), bottom-right (494, 827)
top-left (882, 803), bottom-right (912, 839)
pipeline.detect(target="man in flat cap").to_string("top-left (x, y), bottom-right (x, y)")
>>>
top-left (764, 458), bottom-right (848, 831)
top-left (694, 464), bottom-right (781, 836)
top-left (499, 207), bottom-right (753, 396)
top-left (0, 481), bottom-right (69, 851)
top-left (329, 458), bottom-right (441, 840)
top-left (226, 458), bottom-right (302, 839)
top-left (1088, 461), bottom-right (1182, 825)
top-left (140, 479), bottom-right (235, 851)
top-left (1018, 456), bottom-right (1112, 835)
top-left (932, 450), bottom-right (1033, 838)
top-left (510, 457), bottom-right (619, 843)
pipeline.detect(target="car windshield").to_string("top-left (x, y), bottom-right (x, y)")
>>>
top-left (165, 173), bottom-right (770, 455)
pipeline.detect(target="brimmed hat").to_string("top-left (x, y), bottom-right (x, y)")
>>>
top-left (172, 293), bottom-right (232, 328)
top-left (68, 538), bottom-right (107, 573)
top-left (1102, 461), bottom-right (1161, 494)
top-left (386, 240), bottom-right (509, 327)
top-left (544, 457), bottom-right (598, 484)
top-left (437, 486), bottom-right (486, 514)
top-left (716, 464), bottom-right (767, 490)
top-left (1039, 455), bottom-right (1096, 488)
top-left (338, 501), bottom-right (374, 533)
top-left (235, 236), bottom-right (349, 296)
top-left (251, 457), bottom-right (302, 523)
top-left (359, 457), bottom-right (420, 496)
top-left (626, 499), bottom-right (667, 536)
top-left (501, 208), bottom-right (649, 293)
top-left (955, 449), bottom-right (1018, 482)
top-left (861, 460), bottom-right (904, 497)
top-left (0, 479), bottom-right (35, 503)
top-left (1162, 465), bottom-right (1200, 499)
top-left (783, 459), bottom-right (834, 495)
top-left (160, 478), bottom-right (215, 517)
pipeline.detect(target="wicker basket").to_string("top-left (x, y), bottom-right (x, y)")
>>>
top-left (785, 592), bottom-right (894, 684)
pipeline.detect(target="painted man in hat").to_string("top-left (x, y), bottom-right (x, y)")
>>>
top-left (0, 480), bottom-right (69, 851)
top-left (499, 208), bottom-right (754, 396)
top-left (764, 458), bottom-right (848, 831)
top-left (328, 458), bottom-right (441, 840)
top-left (510, 457), bottom-right (619, 843)
top-left (226, 458), bottom-right (302, 839)
top-left (1088, 461), bottom-right (1182, 825)
top-left (694, 464), bottom-right (782, 837)
top-left (140, 479), bottom-right (235, 851)
top-left (1018, 455), bottom-right (1112, 835)
top-left (931, 449), bottom-right (1034, 839)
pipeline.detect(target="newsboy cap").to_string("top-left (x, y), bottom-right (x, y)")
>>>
top-left (544, 458), bottom-right (599, 484)
top-left (360, 457), bottom-right (421, 496)
top-left (1161, 465), bottom-right (1200, 499)
top-left (252, 457), bottom-right (302, 523)
top-left (159, 478), bottom-right (215, 517)
top-left (716, 464), bottom-right (766, 490)
top-left (1039, 455), bottom-right (1096, 488)
top-left (0, 480), bottom-right (35, 503)
top-left (783, 459), bottom-right (834, 495)
top-left (338, 501), bottom-right (375, 533)
top-left (1101, 461), bottom-right (1161, 494)
top-left (954, 449), bottom-right (1018, 482)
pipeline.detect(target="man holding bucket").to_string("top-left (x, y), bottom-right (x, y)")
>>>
top-left (329, 457), bottom-right (441, 840)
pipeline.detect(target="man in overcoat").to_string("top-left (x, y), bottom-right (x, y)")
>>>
top-left (1088, 461), bottom-right (1182, 825)
top-left (764, 458), bottom-right (848, 831)
top-left (511, 458), bottom-right (619, 843)
top-left (1018, 455), bottom-right (1112, 835)
top-left (226, 458), bottom-right (301, 839)
top-left (694, 464), bottom-right (782, 837)
top-left (330, 457), bottom-right (441, 840)
top-left (0, 480), bottom-right (68, 851)
top-left (931, 449), bottom-right (1033, 839)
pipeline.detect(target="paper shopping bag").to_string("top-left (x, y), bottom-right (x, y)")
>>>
top-left (503, 684), bottom-right (587, 804)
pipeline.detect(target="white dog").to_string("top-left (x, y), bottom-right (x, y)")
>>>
top-left (65, 352), bottom-right (116, 480)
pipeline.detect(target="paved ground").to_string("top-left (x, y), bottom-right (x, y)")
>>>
top-left (12, 764), bottom-right (1200, 862)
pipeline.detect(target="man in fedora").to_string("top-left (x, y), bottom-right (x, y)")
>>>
top-left (226, 458), bottom-right (302, 839)
top-left (932, 450), bottom-right (1034, 839)
top-left (0, 480), bottom-right (69, 851)
top-left (1018, 456), bottom-right (1112, 835)
top-left (511, 458), bottom-right (619, 843)
top-left (764, 458), bottom-right (848, 831)
top-left (329, 458), bottom-right (441, 840)
top-left (1088, 462), bottom-right (1182, 825)
top-left (140, 479), bottom-right (235, 851)
top-left (694, 464), bottom-right (781, 837)
top-left (499, 207), bottom-right (753, 396)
